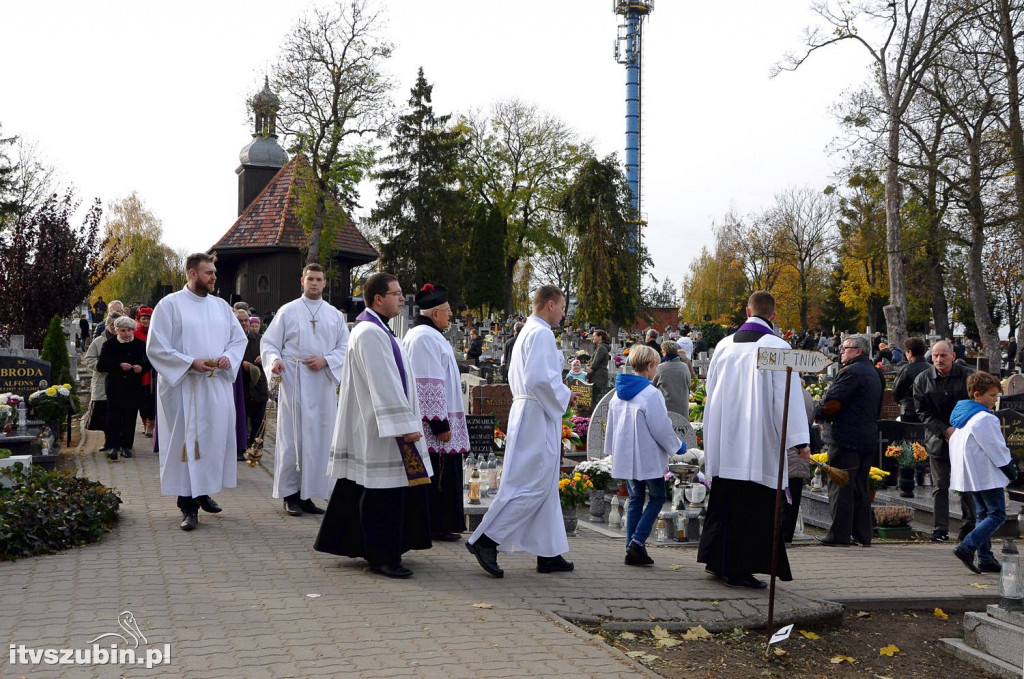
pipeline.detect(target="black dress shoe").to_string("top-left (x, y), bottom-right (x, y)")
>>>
top-left (120, 448), bottom-right (133, 458)
top-left (432, 532), bottom-right (462, 542)
top-left (236, 452), bottom-right (247, 461)
top-left (180, 512), bottom-right (198, 531)
top-left (537, 555), bottom-right (575, 573)
top-left (298, 499), bottom-right (325, 515)
top-left (107, 449), bottom-right (118, 461)
top-left (369, 563), bottom-right (413, 579)
top-left (814, 536), bottom-right (851, 547)
top-left (725, 574), bottom-right (767, 589)
top-left (979, 559), bottom-right (1001, 573)
top-left (197, 496), bottom-right (222, 513)
top-left (284, 498), bottom-right (302, 516)
top-left (466, 540), bottom-right (503, 578)
top-left (954, 544), bottom-right (981, 574)
top-left (705, 566), bottom-right (723, 579)
top-left (99, 446), bottom-right (111, 452)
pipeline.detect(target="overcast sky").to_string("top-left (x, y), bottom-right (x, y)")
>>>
top-left (2, 0), bottom-right (873, 293)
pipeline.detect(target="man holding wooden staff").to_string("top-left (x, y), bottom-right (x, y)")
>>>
top-left (697, 291), bottom-right (810, 588)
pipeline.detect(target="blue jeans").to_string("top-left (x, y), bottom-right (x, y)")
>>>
top-left (626, 478), bottom-right (667, 547)
top-left (963, 488), bottom-right (1006, 563)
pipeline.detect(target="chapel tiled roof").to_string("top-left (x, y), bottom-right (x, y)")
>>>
top-left (211, 155), bottom-right (378, 262)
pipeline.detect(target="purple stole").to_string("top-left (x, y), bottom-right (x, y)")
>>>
top-left (355, 309), bottom-right (431, 487)
top-left (736, 320), bottom-right (775, 336)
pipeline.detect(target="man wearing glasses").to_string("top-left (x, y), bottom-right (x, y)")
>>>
top-left (813, 335), bottom-right (885, 546)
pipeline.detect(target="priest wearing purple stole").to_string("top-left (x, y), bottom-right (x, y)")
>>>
top-left (697, 291), bottom-right (811, 589)
top-left (314, 273), bottom-right (434, 579)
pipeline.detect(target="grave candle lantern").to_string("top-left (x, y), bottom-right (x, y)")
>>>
top-left (1000, 538), bottom-right (1024, 611)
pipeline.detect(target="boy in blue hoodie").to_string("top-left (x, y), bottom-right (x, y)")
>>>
top-left (949, 372), bottom-right (1018, 574)
top-left (605, 344), bottom-right (686, 566)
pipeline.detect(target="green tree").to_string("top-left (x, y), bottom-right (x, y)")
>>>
top-left (462, 100), bottom-right (588, 315)
top-left (40, 315), bottom-right (72, 387)
top-left (464, 204), bottom-right (506, 313)
top-left (562, 154), bottom-right (647, 328)
top-left (373, 68), bottom-right (472, 301)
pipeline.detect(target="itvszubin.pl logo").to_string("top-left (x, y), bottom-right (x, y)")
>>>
top-left (9, 611), bottom-right (171, 669)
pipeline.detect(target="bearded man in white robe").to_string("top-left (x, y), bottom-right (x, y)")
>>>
top-left (261, 263), bottom-right (349, 517)
top-left (147, 253), bottom-right (248, 531)
top-left (697, 291), bottom-right (811, 588)
top-left (467, 285), bottom-right (579, 578)
top-left (314, 272), bottom-right (433, 579)
top-left (404, 283), bottom-right (470, 541)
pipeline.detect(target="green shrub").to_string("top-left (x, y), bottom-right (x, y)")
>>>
top-left (0, 449), bottom-right (11, 459)
top-left (0, 463), bottom-right (122, 561)
top-left (698, 321), bottom-right (727, 349)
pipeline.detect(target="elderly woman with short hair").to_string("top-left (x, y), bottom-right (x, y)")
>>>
top-left (653, 340), bottom-right (691, 417)
top-left (97, 316), bottom-right (148, 460)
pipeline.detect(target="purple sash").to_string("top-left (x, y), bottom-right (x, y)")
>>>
top-left (355, 310), bottom-right (430, 487)
top-left (736, 320), bottom-right (775, 336)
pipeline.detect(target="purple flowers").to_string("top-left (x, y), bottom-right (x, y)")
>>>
top-left (570, 416), bottom-right (589, 439)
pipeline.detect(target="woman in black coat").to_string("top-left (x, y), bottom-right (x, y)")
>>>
top-left (97, 316), bottom-right (148, 460)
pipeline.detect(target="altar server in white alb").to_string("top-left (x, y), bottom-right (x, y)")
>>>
top-left (404, 283), bottom-right (471, 541)
top-left (697, 291), bottom-right (810, 589)
top-left (467, 285), bottom-right (578, 578)
top-left (314, 272), bottom-right (433, 579)
top-left (261, 263), bottom-right (349, 517)
top-left (146, 253), bottom-right (248, 532)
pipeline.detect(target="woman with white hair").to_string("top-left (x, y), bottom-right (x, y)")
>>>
top-left (97, 316), bottom-right (148, 460)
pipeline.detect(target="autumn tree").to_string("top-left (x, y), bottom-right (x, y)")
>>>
top-left (272, 0), bottom-right (394, 265)
top-left (92, 192), bottom-right (183, 305)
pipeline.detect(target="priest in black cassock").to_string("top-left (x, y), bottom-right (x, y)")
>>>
top-left (697, 291), bottom-right (811, 588)
top-left (314, 273), bottom-right (434, 579)
top-left (403, 284), bottom-right (471, 541)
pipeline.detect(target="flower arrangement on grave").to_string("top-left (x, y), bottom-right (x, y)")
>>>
top-left (868, 467), bottom-right (891, 492)
top-left (806, 378), bottom-right (829, 401)
top-left (874, 505), bottom-right (913, 528)
top-left (493, 425), bottom-right (506, 450)
top-left (0, 448), bottom-right (12, 459)
top-left (28, 384), bottom-right (75, 422)
top-left (570, 416), bottom-right (589, 442)
top-left (558, 472), bottom-right (593, 508)
top-left (0, 405), bottom-right (12, 433)
top-left (885, 441), bottom-right (928, 467)
top-left (613, 355), bottom-right (624, 367)
top-left (688, 380), bottom-right (706, 422)
top-left (574, 457), bottom-right (612, 489)
top-left (691, 420), bottom-right (704, 448)
top-left (561, 423), bottom-right (582, 451)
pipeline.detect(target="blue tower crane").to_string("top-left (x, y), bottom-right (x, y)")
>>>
top-left (614, 0), bottom-right (652, 247)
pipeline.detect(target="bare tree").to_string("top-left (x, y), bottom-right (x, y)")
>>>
top-left (769, 187), bottom-right (839, 330)
top-left (777, 0), bottom-right (964, 349)
top-left (533, 213), bottom-right (579, 304)
top-left (272, 0), bottom-right (394, 265)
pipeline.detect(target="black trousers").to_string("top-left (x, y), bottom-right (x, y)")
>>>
top-left (105, 395), bottom-right (138, 450)
top-left (245, 400), bottom-right (267, 448)
top-left (781, 477), bottom-right (805, 543)
top-left (930, 455), bottom-right (976, 534)
top-left (176, 495), bottom-right (210, 513)
top-left (825, 443), bottom-right (873, 545)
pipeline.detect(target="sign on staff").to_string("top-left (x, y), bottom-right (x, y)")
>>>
top-left (756, 348), bottom-right (832, 374)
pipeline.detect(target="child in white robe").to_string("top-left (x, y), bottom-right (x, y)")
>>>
top-left (605, 344), bottom-right (685, 566)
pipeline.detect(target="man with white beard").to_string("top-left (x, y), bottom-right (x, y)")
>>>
top-left (147, 253), bottom-right (248, 531)
top-left (261, 263), bottom-right (349, 516)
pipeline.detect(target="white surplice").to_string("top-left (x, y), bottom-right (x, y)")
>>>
top-left (261, 296), bottom-right (349, 500)
top-left (146, 287), bottom-right (248, 497)
top-left (403, 322), bottom-right (470, 454)
top-left (950, 410), bottom-right (1012, 492)
top-left (607, 383), bottom-right (683, 482)
top-left (326, 310), bottom-right (432, 489)
top-left (703, 317), bottom-right (809, 491)
top-left (470, 314), bottom-right (571, 557)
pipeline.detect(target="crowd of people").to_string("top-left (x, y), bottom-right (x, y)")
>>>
top-left (72, 255), bottom-right (1020, 585)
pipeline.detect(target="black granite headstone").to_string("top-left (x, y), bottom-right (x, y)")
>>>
top-left (0, 356), bottom-right (51, 398)
top-left (465, 415), bottom-right (496, 457)
top-left (997, 410), bottom-right (1024, 489)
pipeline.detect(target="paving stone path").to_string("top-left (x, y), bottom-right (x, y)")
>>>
top-left (0, 415), bottom-right (1001, 677)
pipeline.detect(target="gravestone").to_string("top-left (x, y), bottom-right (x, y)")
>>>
top-left (0, 356), bottom-right (51, 398)
top-left (586, 389), bottom-right (617, 459)
top-left (998, 410), bottom-right (1024, 460)
top-left (876, 419), bottom-right (927, 483)
top-left (1006, 374), bottom-right (1024, 396)
top-left (669, 412), bottom-right (698, 449)
top-left (469, 383), bottom-right (514, 432)
top-left (568, 381), bottom-right (592, 416)
top-left (465, 414), bottom-right (496, 456)
top-left (880, 390), bottom-right (901, 420)
top-left (999, 394), bottom-right (1024, 412)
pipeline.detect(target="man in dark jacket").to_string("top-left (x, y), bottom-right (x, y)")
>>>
top-left (1007, 337), bottom-right (1017, 372)
top-left (813, 334), bottom-right (885, 546)
top-left (501, 322), bottom-right (522, 382)
top-left (891, 337), bottom-right (930, 422)
top-left (913, 340), bottom-right (976, 542)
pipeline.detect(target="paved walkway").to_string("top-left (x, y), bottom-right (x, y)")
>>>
top-left (0, 417), bottom-right (1002, 678)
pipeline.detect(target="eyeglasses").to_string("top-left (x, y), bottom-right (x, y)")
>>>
top-left (385, 291), bottom-right (404, 297)
top-left (841, 345), bottom-right (860, 352)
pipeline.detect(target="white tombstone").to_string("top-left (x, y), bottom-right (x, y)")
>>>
top-left (1006, 374), bottom-right (1024, 396)
top-left (586, 389), bottom-right (617, 460)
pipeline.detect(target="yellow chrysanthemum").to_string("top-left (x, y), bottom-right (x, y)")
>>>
top-left (45, 387), bottom-right (57, 396)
